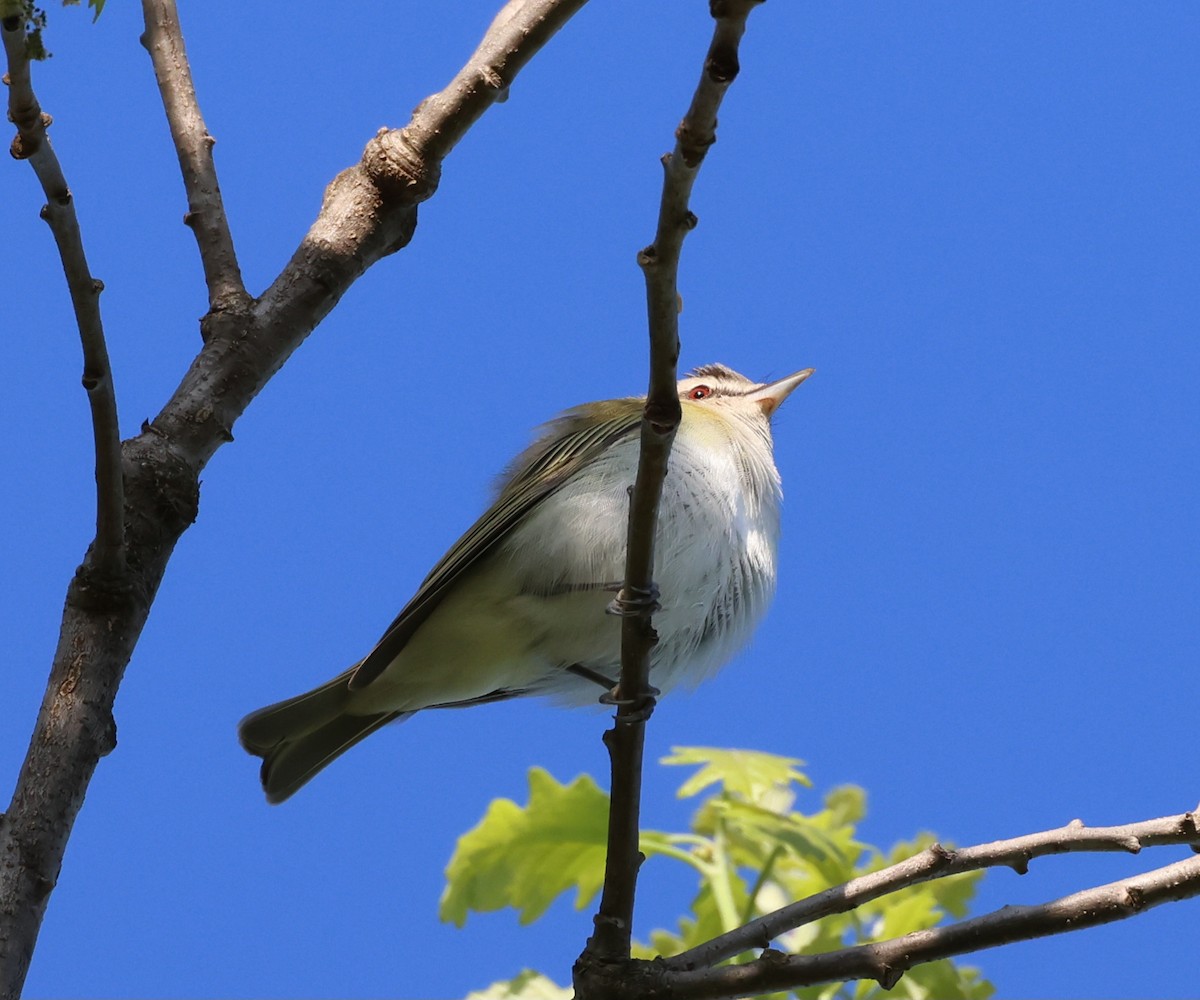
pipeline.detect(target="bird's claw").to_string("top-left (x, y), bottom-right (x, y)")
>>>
top-left (606, 583), bottom-right (661, 618)
top-left (599, 684), bottom-right (660, 724)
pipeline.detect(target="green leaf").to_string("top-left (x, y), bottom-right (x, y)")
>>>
top-left (695, 796), bottom-right (863, 895)
top-left (464, 970), bottom-right (572, 1000)
top-left (448, 754), bottom-right (995, 1000)
top-left (927, 870), bottom-right (983, 920)
top-left (664, 746), bottom-right (811, 804)
top-left (440, 768), bottom-right (609, 926)
top-left (877, 887), bottom-right (942, 938)
top-left (643, 874), bottom-right (752, 958)
top-left (823, 785), bottom-right (867, 826)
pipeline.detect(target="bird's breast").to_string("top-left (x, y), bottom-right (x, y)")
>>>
top-left (497, 426), bottom-right (781, 690)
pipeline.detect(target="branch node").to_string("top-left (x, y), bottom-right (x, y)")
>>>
top-left (97, 711), bottom-right (118, 758)
top-left (644, 396), bottom-right (682, 431)
top-left (92, 278), bottom-right (104, 294)
top-left (676, 121), bottom-right (717, 167)
top-left (877, 965), bottom-right (905, 990)
top-left (362, 127), bottom-right (442, 203)
top-left (67, 562), bottom-right (135, 615)
top-left (706, 46), bottom-right (740, 85)
top-left (1067, 818), bottom-right (1085, 830)
top-left (479, 64), bottom-right (505, 90)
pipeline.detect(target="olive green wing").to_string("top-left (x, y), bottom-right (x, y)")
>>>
top-left (348, 404), bottom-right (641, 690)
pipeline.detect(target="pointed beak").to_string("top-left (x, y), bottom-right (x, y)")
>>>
top-left (748, 368), bottom-right (815, 417)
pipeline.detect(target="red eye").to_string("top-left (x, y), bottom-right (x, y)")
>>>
top-left (688, 385), bottom-right (713, 400)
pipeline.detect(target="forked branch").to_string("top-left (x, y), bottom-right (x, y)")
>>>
top-left (577, 811), bottom-right (1200, 999)
top-left (668, 847), bottom-right (1200, 998)
top-left (668, 810), bottom-right (1200, 974)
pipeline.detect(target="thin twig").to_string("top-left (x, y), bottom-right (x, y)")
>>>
top-left (2, 17), bottom-right (125, 581)
top-left (667, 810), bottom-right (1200, 971)
top-left (667, 853), bottom-right (1200, 998)
top-left (577, 0), bottom-right (765, 977)
top-left (140, 0), bottom-right (247, 311)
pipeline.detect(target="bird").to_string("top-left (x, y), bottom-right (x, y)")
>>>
top-left (239, 363), bottom-right (813, 802)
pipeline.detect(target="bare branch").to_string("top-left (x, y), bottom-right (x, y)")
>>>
top-left (1, 17), bottom-right (125, 580)
top-left (577, 0), bottom-right (765, 980)
top-left (0, 3), bottom-right (587, 996)
top-left (668, 810), bottom-right (1200, 972)
top-left (667, 853), bottom-right (1200, 999)
top-left (139, 0), bottom-right (247, 312)
top-left (157, 0), bottom-right (588, 470)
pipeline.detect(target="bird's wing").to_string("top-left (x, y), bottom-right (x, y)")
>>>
top-left (348, 406), bottom-right (641, 690)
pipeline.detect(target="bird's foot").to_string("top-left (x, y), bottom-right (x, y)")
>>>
top-left (606, 582), bottom-right (661, 618)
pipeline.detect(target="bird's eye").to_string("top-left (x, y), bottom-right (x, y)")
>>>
top-left (688, 385), bottom-right (713, 400)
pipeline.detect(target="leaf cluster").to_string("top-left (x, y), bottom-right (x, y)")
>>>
top-left (442, 748), bottom-right (995, 999)
top-left (0, 0), bottom-right (105, 61)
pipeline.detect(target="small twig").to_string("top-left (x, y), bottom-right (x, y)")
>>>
top-left (667, 853), bottom-right (1200, 998)
top-left (668, 810), bottom-right (1200, 971)
top-left (577, 0), bottom-right (765, 976)
top-left (140, 0), bottom-right (247, 312)
top-left (2, 16), bottom-right (125, 581)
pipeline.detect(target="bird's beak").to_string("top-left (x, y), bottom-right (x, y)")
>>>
top-left (749, 368), bottom-right (815, 417)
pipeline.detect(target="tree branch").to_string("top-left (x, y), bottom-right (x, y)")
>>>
top-left (156, 0), bottom-right (588, 471)
top-left (667, 810), bottom-right (1200, 971)
top-left (1, 16), bottom-right (125, 582)
top-left (0, 3), bottom-right (587, 996)
top-left (568, 812), bottom-right (1200, 999)
top-left (139, 0), bottom-right (247, 312)
top-left (576, 0), bottom-right (765, 983)
top-left (667, 853), bottom-right (1200, 999)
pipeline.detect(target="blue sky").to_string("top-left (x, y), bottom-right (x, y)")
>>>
top-left (2, 2), bottom-right (1197, 997)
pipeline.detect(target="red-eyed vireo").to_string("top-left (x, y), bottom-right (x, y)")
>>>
top-left (239, 363), bottom-right (813, 802)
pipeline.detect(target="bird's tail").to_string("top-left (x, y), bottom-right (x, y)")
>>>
top-left (238, 667), bottom-right (410, 804)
